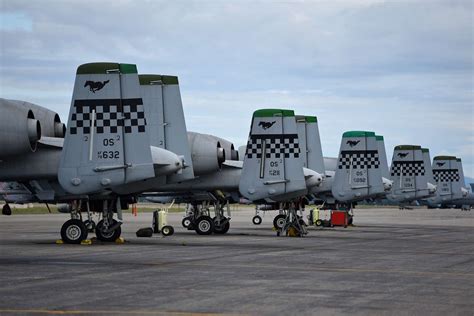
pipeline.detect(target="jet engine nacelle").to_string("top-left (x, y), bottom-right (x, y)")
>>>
top-left (214, 136), bottom-right (239, 161)
top-left (187, 132), bottom-right (226, 175)
top-left (0, 98), bottom-right (41, 159)
top-left (8, 100), bottom-right (66, 138)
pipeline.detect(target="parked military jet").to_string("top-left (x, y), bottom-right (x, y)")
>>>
top-left (423, 156), bottom-right (472, 209)
top-left (0, 63), bottom-right (191, 243)
top-left (387, 145), bottom-right (437, 208)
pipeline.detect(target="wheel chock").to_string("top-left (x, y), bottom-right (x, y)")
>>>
top-left (81, 239), bottom-right (92, 245)
top-left (115, 237), bottom-right (126, 244)
top-left (55, 239), bottom-right (64, 244)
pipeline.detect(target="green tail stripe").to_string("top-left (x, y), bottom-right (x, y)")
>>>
top-left (77, 62), bottom-right (138, 74)
top-left (394, 145), bottom-right (421, 150)
top-left (305, 116), bottom-right (317, 123)
top-left (375, 135), bottom-right (384, 141)
top-left (342, 131), bottom-right (375, 138)
top-left (433, 155), bottom-right (457, 160)
top-left (253, 109), bottom-right (294, 118)
top-left (421, 148), bottom-right (429, 153)
top-left (119, 63), bottom-right (138, 74)
top-left (139, 74), bottom-right (179, 85)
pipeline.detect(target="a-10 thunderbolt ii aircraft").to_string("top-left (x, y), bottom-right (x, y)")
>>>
top-left (423, 156), bottom-right (472, 209)
top-left (0, 65), bottom-right (243, 239)
top-left (386, 145), bottom-right (437, 208)
top-left (0, 62), bottom-right (226, 243)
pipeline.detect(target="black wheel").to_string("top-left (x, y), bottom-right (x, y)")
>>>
top-left (182, 217), bottom-right (192, 228)
top-left (195, 216), bottom-right (214, 235)
top-left (61, 219), bottom-right (88, 244)
top-left (252, 215), bottom-right (262, 225)
top-left (2, 204), bottom-right (12, 216)
top-left (161, 225), bottom-right (174, 236)
top-left (273, 214), bottom-right (286, 230)
top-left (95, 219), bottom-right (121, 242)
top-left (213, 217), bottom-right (230, 234)
top-left (315, 219), bottom-right (323, 227)
top-left (83, 220), bottom-right (96, 232)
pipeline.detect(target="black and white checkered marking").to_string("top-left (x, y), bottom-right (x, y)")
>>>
top-left (69, 98), bottom-right (146, 135)
top-left (338, 150), bottom-right (379, 169)
top-left (390, 161), bottom-right (425, 177)
top-left (433, 169), bottom-right (460, 182)
top-left (246, 134), bottom-right (300, 159)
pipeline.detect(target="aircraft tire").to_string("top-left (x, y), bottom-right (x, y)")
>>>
top-left (213, 217), bottom-right (230, 234)
top-left (315, 219), bottom-right (323, 227)
top-left (61, 219), bottom-right (88, 244)
top-left (195, 216), bottom-right (214, 235)
top-left (182, 217), bottom-right (192, 228)
top-left (161, 225), bottom-right (174, 236)
top-left (273, 214), bottom-right (286, 230)
top-left (96, 219), bottom-right (121, 242)
top-left (252, 215), bottom-right (262, 225)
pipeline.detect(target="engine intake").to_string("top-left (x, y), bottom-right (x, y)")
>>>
top-left (0, 99), bottom-right (41, 159)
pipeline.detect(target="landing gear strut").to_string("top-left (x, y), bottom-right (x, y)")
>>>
top-left (276, 202), bottom-right (308, 237)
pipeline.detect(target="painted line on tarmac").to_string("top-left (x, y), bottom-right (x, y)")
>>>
top-left (0, 309), bottom-right (246, 316)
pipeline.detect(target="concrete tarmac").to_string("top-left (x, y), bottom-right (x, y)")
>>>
top-left (0, 207), bottom-right (473, 315)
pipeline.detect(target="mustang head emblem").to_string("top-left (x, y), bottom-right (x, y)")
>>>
top-left (346, 140), bottom-right (360, 147)
top-left (258, 121), bottom-right (276, 130)
top-left (397, 152), bottom-right (409, 158)
top-left (84, 80), bottom-right (110, 93)
top-left (436, 162), bottom-right (445, 167)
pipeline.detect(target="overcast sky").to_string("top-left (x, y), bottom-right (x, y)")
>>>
top-left (1, 0), bottom-right (473, 177)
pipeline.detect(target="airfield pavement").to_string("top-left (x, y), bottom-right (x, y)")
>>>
top-left (0, 206), bottom-right (473, 316)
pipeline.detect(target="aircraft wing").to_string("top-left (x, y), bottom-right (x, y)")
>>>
top-left (222, 160), bottom-right (243, 169)
top-left (38, 137), bottom-right (64, 148)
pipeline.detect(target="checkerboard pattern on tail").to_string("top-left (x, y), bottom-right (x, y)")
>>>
top-left (246, 134), bottom-right (300, 159)
top-left (433, 169), bottom-right (460, 182)
top-left (390, 161), bottom-right (425, 176)
top-left (338, 150), bottom-right (380, 169)
top-left (69, 98), bottom-right (146, 135)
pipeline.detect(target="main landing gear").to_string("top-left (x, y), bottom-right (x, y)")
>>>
top-left (182, 200), bottom-right (231, 235)
top-left (60, 199), bottom-right (122, 244)
top-left (274, 202), bottom-right (308, 237)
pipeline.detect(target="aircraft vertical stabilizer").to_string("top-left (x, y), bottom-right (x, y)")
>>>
top-left (296, 115), bottom-right (325, 175)
top-left (139, 74), bottom-right (194, 182)
top-left (332, 131), bottom-right (385, 202)
top-left (422, 148), bottom-right (437, 195)
top-left (456, 158), bottom-right (469, 197)
top-left (430, 156), bottom-right (465, 203)
top-left (239, 109), bottom-right (307, 202)
top-left (59, 62), bottom-right (156, 194)
top-left (388, 145), bottom-right (433, 202)
top-left (376, 135), bottom-right (390, 180)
